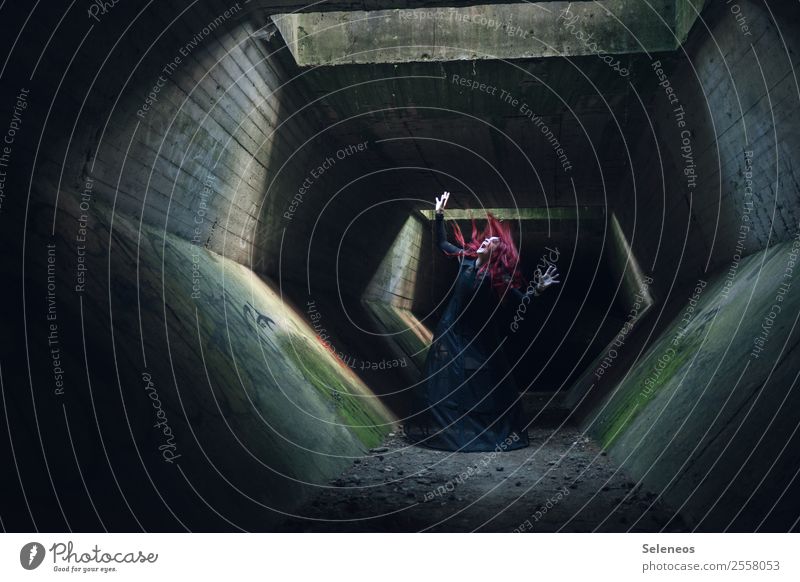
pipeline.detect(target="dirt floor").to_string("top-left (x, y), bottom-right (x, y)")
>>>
top-left (277, 424), bottom-right (690, 532)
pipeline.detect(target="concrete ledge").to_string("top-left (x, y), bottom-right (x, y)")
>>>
top-left (272, 1), bottom-right (693, 66)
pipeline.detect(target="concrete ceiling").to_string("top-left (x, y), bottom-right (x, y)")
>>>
top-left (259, 0), bottom-right (703, 212)
top-left (283, 54), bottom-right (659, 210)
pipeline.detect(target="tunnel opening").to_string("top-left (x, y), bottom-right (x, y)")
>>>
top-left (381, 206), bottom-right (647, 428)
top-left (3, 0), bottom-right (800, 534)
top-left (265, 35), bottom-right (656, 421)
top-left (246, 0), bottom-right (800, 531)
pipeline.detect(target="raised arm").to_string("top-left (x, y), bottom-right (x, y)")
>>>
top-left (435, 212), bottom-right (464, 255)
top-left (434, 190), bottom-right (463, 256)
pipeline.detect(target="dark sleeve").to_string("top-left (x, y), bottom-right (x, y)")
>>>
top-left (508, 286), bottom-right (526, 302)
top-left (435, 212), bottom-right (464, 255)
top-left (502, 273), bottom-right (539, 302)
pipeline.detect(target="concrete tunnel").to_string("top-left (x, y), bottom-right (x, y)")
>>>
top-left (1, 0), bottom-right (799, 532)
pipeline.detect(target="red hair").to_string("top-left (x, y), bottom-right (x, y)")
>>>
top-left (444, 212), bottom-right (526, 299)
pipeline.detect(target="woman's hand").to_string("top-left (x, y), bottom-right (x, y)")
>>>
top-left (535, 264), bottom-right (560, 293)
top-left (435, 191), bottom-right (450, 214)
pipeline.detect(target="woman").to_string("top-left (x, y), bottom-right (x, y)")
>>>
top-left (404, 191), bottom-right (559, 452)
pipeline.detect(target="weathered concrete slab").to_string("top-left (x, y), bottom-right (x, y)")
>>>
top-left (585, 235), bottom-right (800, 530)
top-left (272, 1), bottom-right (695, 66)
top-left (10, 191), bottom-right (396, 530)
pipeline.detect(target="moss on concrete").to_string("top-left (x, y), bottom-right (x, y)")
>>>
top-left (589, 236), bottom-right (800, 452)
top-left (362, 300), bottom-right (430, 369)
top-left (596, 327), bottom-right (706, 449)
top-left (276, 333), bottom-right (390, 449)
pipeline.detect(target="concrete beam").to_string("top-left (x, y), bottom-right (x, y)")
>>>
top-left (249, 0), bottom-right (553, 14)
top-left (271, 1), bottom-right (684, 66)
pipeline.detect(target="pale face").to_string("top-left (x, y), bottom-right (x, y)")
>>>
top-left (476, 236), bottom-right (500, 255)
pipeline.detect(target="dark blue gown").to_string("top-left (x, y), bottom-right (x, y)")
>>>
top-left (404, 213), bottom-right (533, 452)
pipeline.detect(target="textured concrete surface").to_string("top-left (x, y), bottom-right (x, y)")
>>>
top-left (273, 2), bottom-right (689, 65)
top-left (585, 235), bottom-right (800, 531)
top-left (277, 427), bottom-right (688, 532)
top-left (1, 0), bottom-right (798, 533)
top-left (613, 0), bottom-right (800, 303)
top-left (2, 192), bottom-right (395, 531)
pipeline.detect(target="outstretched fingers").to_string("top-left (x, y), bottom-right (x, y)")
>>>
top-left (435, 191), bottom-right (450, 212)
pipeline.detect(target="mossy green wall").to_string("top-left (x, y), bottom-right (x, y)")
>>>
top-left (15, 191), bottom-right (395, 529)
top-left (584, 236), bottom-right (800, 527)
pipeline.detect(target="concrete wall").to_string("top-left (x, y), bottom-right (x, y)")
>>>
top-left (582, 0), bottom-right (800, 531)
top-left (613, 0), bottom-right (800, 305)
top-left (583, 235), bottom-right (800, 530)
top-left (5, 193), bottom-right (395, 530)
top-left (1, 0), bottom-right (324, 268)
top-left (3, 0), bottom-right (799, 532)
top-left (0, 0), bottom-right (396, 531)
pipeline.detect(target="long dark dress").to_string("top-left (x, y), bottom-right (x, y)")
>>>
top-left (404, 213), bottom-right (533, 452)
